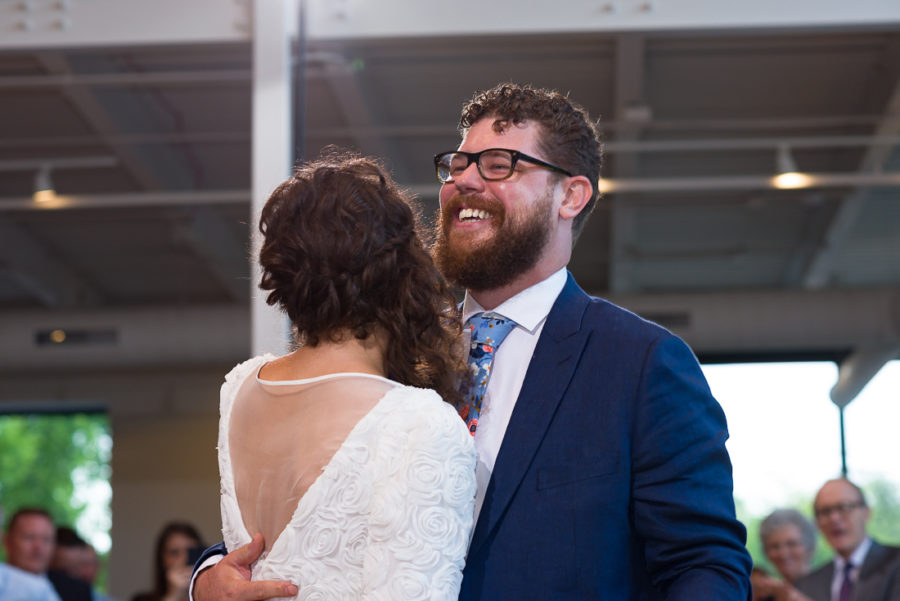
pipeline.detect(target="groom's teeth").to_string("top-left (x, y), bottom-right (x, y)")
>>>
top-left (459, 208), bottom-right (490, 221)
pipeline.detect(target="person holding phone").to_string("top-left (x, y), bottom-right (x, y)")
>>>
top-left (132, 522), bottom-right (205, 601)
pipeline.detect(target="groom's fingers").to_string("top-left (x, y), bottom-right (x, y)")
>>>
top-left (225, 533), bottom-right (266, 574)
top-left (195, 566), bottom-right (298, 601)
top-left (194, 534), bottom-right (298, 601)
top-left (243, 580), bottom-right (300, 601)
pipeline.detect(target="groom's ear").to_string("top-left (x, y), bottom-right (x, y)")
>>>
top-left (558, 175), bottom-right (592, 221)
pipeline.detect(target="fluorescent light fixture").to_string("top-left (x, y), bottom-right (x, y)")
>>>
top-left (597, 177), bottom-right (616, 194)
top-left (772, 171), bottom-right (815, 189)
top-left (773, 144), bottom-right (813, 189)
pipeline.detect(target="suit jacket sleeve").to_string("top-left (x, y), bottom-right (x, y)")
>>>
top-left (192, 542), bottom-right (227, 575)
top-left (630, 333), bottom-right (751, 599)
top-left (188, 542), bottom-right (227, 601)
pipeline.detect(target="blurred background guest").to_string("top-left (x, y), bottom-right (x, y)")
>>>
top-left (131, 522), bottom-right (203, 601)
top-left (0, 503), bottom-right (61, 601)
top-left (0, 559), bottom-right (62, 601)
top-left (752, 508), bottom-right (817, 601)
top-left (796, 478), bottom-right (900, 601)
top-left (51, 527), bottom-right (90, 582)
top-left (51, 526), bottom-right (121, 601)
top-left (3, 507), bottom-right (91, 601)
top-left (82, 542), bottom-right (121, 601)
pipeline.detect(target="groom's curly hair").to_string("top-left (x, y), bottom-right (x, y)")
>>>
top-left (258, 148), bottom-right (464, 406)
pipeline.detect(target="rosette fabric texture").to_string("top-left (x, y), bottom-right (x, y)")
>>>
top-left (219, 355), bottom-right (476, 601)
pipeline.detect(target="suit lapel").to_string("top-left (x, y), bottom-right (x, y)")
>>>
top-left (468, 274), bottom-right (591, 556)
top-left (810, 563), bottom-right (835, 601)
top-left (855, 542), bottom-right (887, 600)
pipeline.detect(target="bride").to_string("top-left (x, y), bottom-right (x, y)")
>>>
top-left (215, 151), bottom-right (475, 600)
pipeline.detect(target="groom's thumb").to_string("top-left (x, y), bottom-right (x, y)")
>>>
top-left (231, 533), bottom-right (265, 567)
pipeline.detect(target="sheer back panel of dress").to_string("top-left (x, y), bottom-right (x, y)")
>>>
top-left (228, 369), bottom-right (396, 551)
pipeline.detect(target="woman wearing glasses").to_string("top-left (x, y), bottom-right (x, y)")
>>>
top-left (214, 150), bottom-right (475, 600)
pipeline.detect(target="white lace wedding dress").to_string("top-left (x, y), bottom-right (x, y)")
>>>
top-left (218, 355), bottom-right (476, 601)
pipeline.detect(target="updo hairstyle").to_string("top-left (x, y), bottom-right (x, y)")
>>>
top-left (258, 149), bottom-right (463, 405)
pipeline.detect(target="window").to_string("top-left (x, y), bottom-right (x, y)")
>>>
top-left (0, 412), bottom-right (112, 586)
top-left (702, 361), bottom-right (900, 568)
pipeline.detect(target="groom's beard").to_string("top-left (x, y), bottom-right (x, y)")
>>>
top-left (432, 191), bottom-right (554, 292)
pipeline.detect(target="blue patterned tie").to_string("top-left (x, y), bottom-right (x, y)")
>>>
top-left (460, 313), bottom-right (517, 436)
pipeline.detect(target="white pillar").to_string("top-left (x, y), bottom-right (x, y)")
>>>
top-left (250, 0), bottom-right (295, 356)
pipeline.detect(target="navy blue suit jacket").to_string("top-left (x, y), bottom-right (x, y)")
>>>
top-left (457, 274), bottom-right (751, 600)
top-left (196, 273), bottom-right (751, 600)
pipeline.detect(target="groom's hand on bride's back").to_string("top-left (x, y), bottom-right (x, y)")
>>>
top-left (193, 533), bottom-right (298, 601)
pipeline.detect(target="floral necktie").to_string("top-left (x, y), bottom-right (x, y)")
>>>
top-left (459, 313), bottom-right (517, 436)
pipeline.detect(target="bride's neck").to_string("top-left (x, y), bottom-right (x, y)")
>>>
top-left (259, 331), bottom-right (387, 381)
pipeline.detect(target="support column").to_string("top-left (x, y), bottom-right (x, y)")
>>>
top-left (251, 0), bottom-right (296, 356)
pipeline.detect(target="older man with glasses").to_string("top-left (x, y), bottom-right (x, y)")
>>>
top-left (795, 478), bottom-right (900, 601)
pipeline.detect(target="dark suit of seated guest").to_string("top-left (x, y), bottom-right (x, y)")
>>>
top-left (48, 570), bottom-right (92, 601)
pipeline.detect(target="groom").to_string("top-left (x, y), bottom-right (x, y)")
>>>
top-left (193, 83), bottom-right (752, 599)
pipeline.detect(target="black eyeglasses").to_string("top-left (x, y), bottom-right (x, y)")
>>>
top-left (814, 501), bottom-right (865, 520)
top-left (433, 148), bottom-right (572, 184)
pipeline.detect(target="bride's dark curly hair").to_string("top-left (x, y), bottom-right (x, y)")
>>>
top-left (258, 149), bottom-right (464, 406)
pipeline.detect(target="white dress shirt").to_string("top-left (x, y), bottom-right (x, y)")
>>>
top-left (461, 268), bottom-right (567, 523)
top-left (831, 536), bottom-right (872, 601)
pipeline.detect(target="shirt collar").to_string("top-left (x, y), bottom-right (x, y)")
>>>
top-left (836, 536), bottom-right (872, 571)
top-left (461, 268), bottom-right (567, 333)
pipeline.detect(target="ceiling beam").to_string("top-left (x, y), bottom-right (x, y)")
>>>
top-left (0, 70), bottom-right (252, 89)
top-left (304, 0), bottom-right (900, 40)
top-left (2, 287), bottom-right (897, 371)
top-left (173, 208), bottom-right (250, 303)
top-left (0, 216), bottom-right (102, 308)
top-left (0, 190), bottom-right (249, 211)
top-left (320, 60), bottom-right (410, 180)
top-left (7, 164), bottom-right (900, 213)
top-left (798, 40), bottom-right (900, 289)
top-left (36, 52), bottom-right (177, 190)
top-left (609, 34), bottom-right (646, 294)
top-left (0, 0), bottom-right (253, 50)
top-left (2, 0), bottom-right (898, 51)
top-left (32, 54), bottom-right (249, 300)
top-left (0, 132), bottom-right (249, 150)
top-left (3, 130), bottom-right (900, 158)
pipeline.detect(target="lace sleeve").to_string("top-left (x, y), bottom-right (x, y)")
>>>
top-left (361, 389), bottom-right (476, 601)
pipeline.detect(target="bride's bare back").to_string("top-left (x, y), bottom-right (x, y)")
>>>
top-left (228, 366), bottom-right (395, 550)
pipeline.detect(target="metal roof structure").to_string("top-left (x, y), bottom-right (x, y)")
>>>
top-left (1, 0), bottom-right (899, 404)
